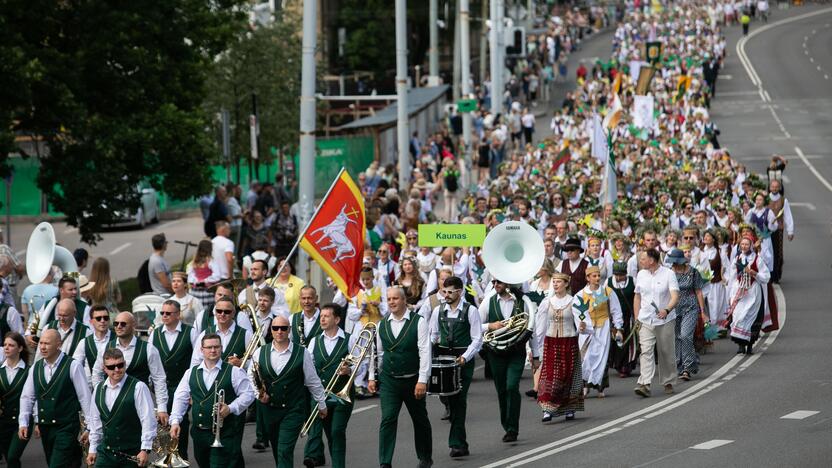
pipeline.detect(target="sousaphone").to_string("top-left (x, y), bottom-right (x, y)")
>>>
top-left (25, 222), bottom-right (78, 283)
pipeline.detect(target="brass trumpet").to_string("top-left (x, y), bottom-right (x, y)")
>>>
top-left (300, 322), bottom-right (377, 437)
top-left (210, 388), bottom-right (225, 448)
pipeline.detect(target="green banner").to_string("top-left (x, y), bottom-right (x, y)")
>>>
top-left (456, 99), bottom-right (478, 113)
top-left (418, 224), bottom-right (486, 247)
top-left (293, 136), bottom-right (375, 198)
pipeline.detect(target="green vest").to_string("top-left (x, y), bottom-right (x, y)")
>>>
top-left (438, 302), bottom-right (473, 351)
top-left (152, 324), bottom-right (194, 391)
top-left (199, 305), bottom-right (214, 332)
top-left (487, 294), bottom-right (524, 323)
top-left (258, 344), bottom-right (307, 410)
top-left (205, 325), bottom-right (247, 361)
top-left (0, 304), bottom-right (11, 342)
top-left (95, 376), bottom-right (142, 453)
top-left (311, 333), bottom-right (352, 401)
top-left (48, 321), bottom-right (89, 357)
top-left (291, 312), bottom-right (321, 348)
top-left (106, 339), bottom-right (150, 384)
top-left (0, 362), bottom-right (29, 425)
top-left (189, 364), bottom-right (242, 434)
top-left (379, 314), bottom-right (421, 379)
top-left (45, 296), bottom-right (88, 324)
top-left (83, 332), bottom-right (110, 371)
top-left (34, 355), bottom-right (81, 426)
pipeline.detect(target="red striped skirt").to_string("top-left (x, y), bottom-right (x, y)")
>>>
top-left (538, 336), bottom-right (584, 415)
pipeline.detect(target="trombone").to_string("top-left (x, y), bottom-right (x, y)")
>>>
top-left (300, 322), bottom-right (377, 437)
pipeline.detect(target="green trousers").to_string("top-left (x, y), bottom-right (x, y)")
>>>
top-left (487, 351), bottom-right (525, 434)
top-left (95, 446), bottom-right (141, 467)
top-left (303, 400), bottom-right (353, 468)
top-left (190, 424), bottom-right (244, 468)
top-left (254, 401), bottom-right (265, 442)
top-left (447, 358), bottom-right (475, 449)
top-left (0, 419), bottom-right (30, 468)
top-left (260, 403), bottom-right (306, 468)
top-left (166, 385), bottom-right (189, 459)
top-left (39, 421), bottom-right (81, 468)
top-left (378, 375), bottom-right (432, 465)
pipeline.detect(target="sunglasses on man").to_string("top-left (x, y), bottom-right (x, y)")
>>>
top-left (271, 325), bottom-right (289, 332)
top-left (92, 315), bottom-right (109, 322)
top-left (104, 362), bottom-right (126, 371)
top-left (214, 308), bottom-right (235, 315)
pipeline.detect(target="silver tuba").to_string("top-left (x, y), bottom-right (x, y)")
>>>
top-left (481, 221), bottom-right (543, 354)
top-left (25, 222), bottom-right (78, 283)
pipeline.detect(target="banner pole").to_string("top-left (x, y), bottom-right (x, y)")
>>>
top-left (268, 167), bottom-right (347, 285)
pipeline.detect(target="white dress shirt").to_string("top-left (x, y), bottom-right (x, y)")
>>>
top-left (72, 329), bottom-right (112, 378)
top-left (429, 300), bottom-right (483, 363)
top-left (2, 359), bottom-right (26, 386)
top-left (91, 336), bottom-right (168, 412)
top-left (49, 320), bottom-right (90, 357)
top-left (370, 311), bottom-right (431, 384)
top-left (193, 309), bottom-right (253, 336)
top-left (87, 377), bottom-right (157, 454)
top-left (18, 352), bottom-right (91, 426)
top-left (635, 266), bottom-right (680, 326)
top-left (478, 293), bottom-right (518, 332)
top-left (769, 193), bottom-right (794, 236)
top-left (170, 361), bottom-right (255, 425)
top-left (190, 322), bottom-right (254, 367)
top-left (307, 328), bottom-right (359, 358)
top-left (159, 322), bottom-right (199, 351)
top-left (246, 342), bottom-right (327, 410)
top-left (292, 309), bottom-right (321, 344)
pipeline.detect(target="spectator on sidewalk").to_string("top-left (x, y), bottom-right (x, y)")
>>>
top-left (211, 221), bottom-right (235, 280)
top-left (148, 233), bottom-right (173, 295)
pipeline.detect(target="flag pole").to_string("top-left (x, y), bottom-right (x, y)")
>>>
top-left (268, 167), bottom-right (348, 286)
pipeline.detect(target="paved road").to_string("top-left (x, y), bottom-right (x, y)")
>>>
top-left (16, 9), bottom-right (832, 467)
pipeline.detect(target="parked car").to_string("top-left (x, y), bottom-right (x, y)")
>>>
top-left (108, 184), bottom-right (160, 228)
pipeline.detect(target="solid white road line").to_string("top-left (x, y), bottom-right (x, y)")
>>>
top-left (109, 242), bottom-right (132, 256)
top-left (157, 219), bottom-right (183, 229)
top-left (690, 439), bottom-right (733, 450)
top-left (352, 404), bottom-right (378, 415)
top-left (795, 146), bottom-right (832, 193)
top-left (781, 410), bottom-right (819, 420)
top-left (790, 202), bottom-right (817, 210)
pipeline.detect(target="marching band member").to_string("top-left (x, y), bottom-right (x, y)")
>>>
top-left (92, 312), bottom-right (169, 426)
top-left (44, 298), bottom-right (90, 359)
top-left (237, 260), bottom-right (289, 319)
top-left (249, 315), bottom-right (328, 467)
top-left (191, 296), bottom-right (254, 367)
top-left (18, 329), bottom-right (92, 466)
top-left (85, 348), bottom-right (157, 468)
top-left (573, 266), bottom-right (623, 398)
top-left (151, 300), bottom-right (198, 460)
top-left (534, 273), bottom-right (583, 421)
top-left (27, 276), bottom-right (90, 346)
top-left (170, 333), bottom-right (255, 467)
top-left (193, 284), bottom-right (253, 336)
top-left (302, 304), bottom-right (358, 468)
top-left (479, 279), bottom-right (538, 443)
top-left (369, 286), bottom-right (433, 468)
top-left (429, 276), bottom-right (482, 458)
top-left (0, 333), bottom-right (31, 468)
top-left (251, 287), bottom-right (281, 452)
top-left (292, 286), bottom-right (323, 346)
top-left (73, 305), bottom-right (113, 378)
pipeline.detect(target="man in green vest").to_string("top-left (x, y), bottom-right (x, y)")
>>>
top-left (27, 276), bottom-right (90, 347)
top-left (46, 298), bottom-right (90, 359)
top-left (92, 311), bottom-right (170, 427)
top-left (429, 276), bottom-right (482, 458)
top-left (72, 305), bottom-right (113, 379)
top-left (194, 284), bottom-right (254, 336)
top-left (368, 286), bottom-right (433, 468)
top-left (153, 300), bottom-right (198, 460)
top-left (250, 287), bottom-right (281, 452)
top-left (191, 296), bottom-right (253, 367)
top-left (478, 280), bottom-right (539, 443)
top-left (291, 286), bottom-right (323, 348)
top-left (170, 333), bottom-right (255, 468)
top-left (303, 304), bottom-right (358, 468)
top-left (85, 348), bottom-right (157, 467)
top-left (249, 315), bottom-right (328, 467)
top-left (18, 329), bottom-right (92, 466)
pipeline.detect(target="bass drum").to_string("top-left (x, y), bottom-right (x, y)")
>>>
top-left (427, 356), bottom-right (461, 396)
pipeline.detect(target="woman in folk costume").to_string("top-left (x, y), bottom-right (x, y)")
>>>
top-left (725, 232), bottom-right (770, 355)
top-left (534, 273), bottom-right (583, 422)
top-left (743, 192), bottom-right (778, 271)
top-left (700, 229), bottom-right (728, 330)
top-left (606, 262), bottom-right (638, 378)
top-left (573, 266), bottom-right (623, 398)
top-left (527, 259), bottom-right (556, 306)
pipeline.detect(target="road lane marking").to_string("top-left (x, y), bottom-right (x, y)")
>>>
top-left (63, 227), bottom-right (76, 234)
top-left (781, 410), bottom-right (819, 420)
top-left (691, 440), bottom-right (733, 450)
top-left (790, 202), bottom-right (816, 210)
top-left (767, 106), bottom-right (790, 138)
top-left (795, 146), bottom-right (832, 193)
top-left (109, 242), bottom-right (132, 255)
top-left (482, 285), bottom-right (786, 468)
top-left (158, 219), bottom-right (183, 229)
top-left (809, 57), bottom-right (814, 62)
top-left (352, 404), bottom-right (377, 414)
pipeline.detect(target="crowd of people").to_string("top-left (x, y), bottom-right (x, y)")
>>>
top-left (0, 1), bottom-right (799, 467)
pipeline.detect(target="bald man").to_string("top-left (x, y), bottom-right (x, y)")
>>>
top-left (44, 298), bottom-right (90, 359)
top-left (248, 315), bottom-right (327, 467)
top-left (18, 329), bottom-right (92, 467)
top-left (92, 312), bottom-right (169, 426)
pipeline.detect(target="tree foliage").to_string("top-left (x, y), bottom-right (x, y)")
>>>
top-left (203, 14), bottom-right (303, 168)
top-left (0, 0), bottom-right (246, 243)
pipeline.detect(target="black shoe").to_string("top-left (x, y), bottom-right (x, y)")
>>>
top-left (502, 431), bottom-right (518, 443)
top-left (737, 345), bottom-right (746, 354)
top-left (417, 459), bottom-right (433, 468)
top-left (449, 447), bottom-right (470, 457)
top-left (746, 344), bottom-right (754, 355)
top-left (541, 412), bottom-right (552, 423)
top-left (303, 459), bottom-right (316, 468)
top-left (380, 464), bottom-right (392, 468)
top-left (252, 440), bottom-right (268, 451)
top-left (525, 389), bottom-right (538, 398)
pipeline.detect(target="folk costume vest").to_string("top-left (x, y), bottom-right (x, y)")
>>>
top-left (311, 333), bottom-right (352, 402)
top-left (438, 302), bottom-right (472, 353)
top-left (258, 344), bottom-right (307, 411)
top-left (562, 259), bottom-right (589, 294)
top-left (379, 314), bottom-right (421, 379)
top-left (190, 364), bottom-right (243, 434)
top-left (94, 376), bottom-right (142, 453)
top-left (83, 332), bottom-right (110, 371)
top-left (152, 324), bottom-right (195, 391)
top-left (0, 362), bottom-right (28, 425)
top-left (34, 355), bottom-right (80, 426)
top-left (356, 288), bottom-right (384, 324)
top-left (579, 287), bottom-right (613, 328)
top-left (291, 312), bottom-right (321, 348)
top-left (106, 338), bottom-right (150, 384)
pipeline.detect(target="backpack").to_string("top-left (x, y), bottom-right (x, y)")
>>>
top-left (444, 171), bottom-right (459, 193)
top-left (137, 259), bottom-right (152, 294)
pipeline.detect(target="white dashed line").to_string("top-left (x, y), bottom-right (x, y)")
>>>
top-left (818, 66), bottom-right (823, 71)
top-left (109, 242), bottom-right (132, 256)
top-left (691, 440), bottom-right (734, 450)
top-left (352, 404), bottom-right (378, 414)
top-left (790, 202), bottom-right (817, 211)
top-left (781, 410), bottom-right (819, 420)
top-left (810, 57), bottom-right (814, 62)
top-left (804, 50), bottom-right (809, 55)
